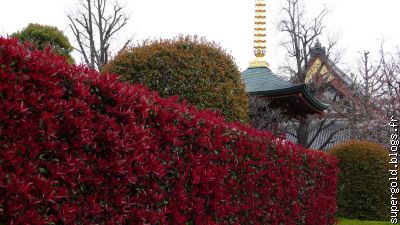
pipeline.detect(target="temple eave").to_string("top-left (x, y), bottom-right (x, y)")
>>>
top-left (248, 85), bottom-right (329, 118)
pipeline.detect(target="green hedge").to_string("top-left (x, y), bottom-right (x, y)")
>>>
top-left (103, 35), bottom-right (249, 123)
top-left (329, 140), bottom-right (390, 220)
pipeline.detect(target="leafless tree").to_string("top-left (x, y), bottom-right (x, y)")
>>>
top-left (341, 51), bottom-right (386, 144)
top-left (358, 51), bottom-right (384, 103)
top-left (337, 44), bottom-right (400, 146)
top-left (278, 0), bottom-right (331, 81)
top-left (277, 0), bottom-right (344, 149)
top-left (68, 0), bottom-right (130, 71)
top-left (380, 44), bottom-right (400, 120)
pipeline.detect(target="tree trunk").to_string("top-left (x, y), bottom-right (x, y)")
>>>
top-left (297, 117), bottom-right (310, 147)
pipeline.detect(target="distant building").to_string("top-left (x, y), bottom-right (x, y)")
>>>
top-left (289, 41), bottom-right (356, 150)
top-left (241, 0), bottom-right (355, 150)
top-left (305, 40), bottom-right (354, 105)
top-left (241, 0), bottom-right (328, 119)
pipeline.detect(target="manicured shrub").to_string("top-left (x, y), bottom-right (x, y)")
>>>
top-left (103, 35), bottom-right (249, 123)
top-left (11, 23), bottom-right (74, 63)
top-left (0, 37), bottom-right (337, 224)
top-left (328, 140), bottom-right (390, 220)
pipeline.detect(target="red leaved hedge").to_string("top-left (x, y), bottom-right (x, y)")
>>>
top-left (0, 38), bottom-right (338, 225)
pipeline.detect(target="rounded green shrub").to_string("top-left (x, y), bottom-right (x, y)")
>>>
top-left (328, 140), bottom-right (390, 220)
top-left (103, 35), bottom-right (249, 123)
top-left (11, 23), bottom-right (74, 63)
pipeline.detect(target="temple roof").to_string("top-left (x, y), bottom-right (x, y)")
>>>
top-left (241, 67), bottom-right (293, 92)
top-left (242, 1), bottom-right (327, 118)
top-left (241, 66), bottom-right (329, 117)
top-left (308, 40), bottom-right (353, 86)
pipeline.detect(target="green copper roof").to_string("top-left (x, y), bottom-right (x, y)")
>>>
top-left (241, 66), bottom-right (329, 113)
top-left (241, 67), bottom-right (293, 92)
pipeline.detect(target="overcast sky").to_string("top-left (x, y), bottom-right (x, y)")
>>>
top-left (1, 0), bottom-right (400, 72)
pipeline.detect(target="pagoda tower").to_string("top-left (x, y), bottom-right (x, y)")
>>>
top-left (250, 0), bottom-right (269, 68)
top-left (241, 0), bottom-right (328, 118)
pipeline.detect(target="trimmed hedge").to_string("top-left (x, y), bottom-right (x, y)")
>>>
top-left (328, 140), bottom-right (391, 220)
top-left (0, 38), bottom-right (338, 224)
top-left (103, 36), bottom-right (249, 123)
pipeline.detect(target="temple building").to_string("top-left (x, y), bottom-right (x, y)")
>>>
top-left (286, 41), bottom-right (355, 150)
top-left (241, 0), bottom-right (354, 150)
top-left (305, 41), bottom-right (354, 105)
top-left (241, 0), bottom-right (328, 119)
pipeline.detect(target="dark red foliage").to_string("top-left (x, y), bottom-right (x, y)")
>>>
top-left (0, 38), bottom-right (338, 224)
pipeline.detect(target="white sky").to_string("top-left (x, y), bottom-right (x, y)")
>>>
top-left (1, 0), bottom-right (400, 72)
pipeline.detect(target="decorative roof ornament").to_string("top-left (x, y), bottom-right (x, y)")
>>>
top-left (249, 0), bottom-right (269, 68)
top-left (309, 40), bottom-right (327, 58)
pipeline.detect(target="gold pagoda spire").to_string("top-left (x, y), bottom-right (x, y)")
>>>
top-left (249, 0), bottom-right (269, 68)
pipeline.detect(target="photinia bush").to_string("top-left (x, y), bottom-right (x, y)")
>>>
top-left (0, 37), bottom-right (338, 224)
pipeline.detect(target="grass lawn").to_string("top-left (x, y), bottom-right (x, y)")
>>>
top-left (337, 217), bottom-right (392, 225)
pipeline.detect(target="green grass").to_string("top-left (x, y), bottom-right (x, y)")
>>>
top-left (337, 217), bottom-right (392, 225)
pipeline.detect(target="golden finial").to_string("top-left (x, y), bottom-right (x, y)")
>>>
top-left (249, 0), bottom-right (269, 68)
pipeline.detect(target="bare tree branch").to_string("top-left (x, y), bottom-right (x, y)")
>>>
top-left (276, 0), bottom-right (349, 150)
top-left (249, 96), bottom-right (288, 135)
top-left (68, 0), bottom-right (130, 71)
